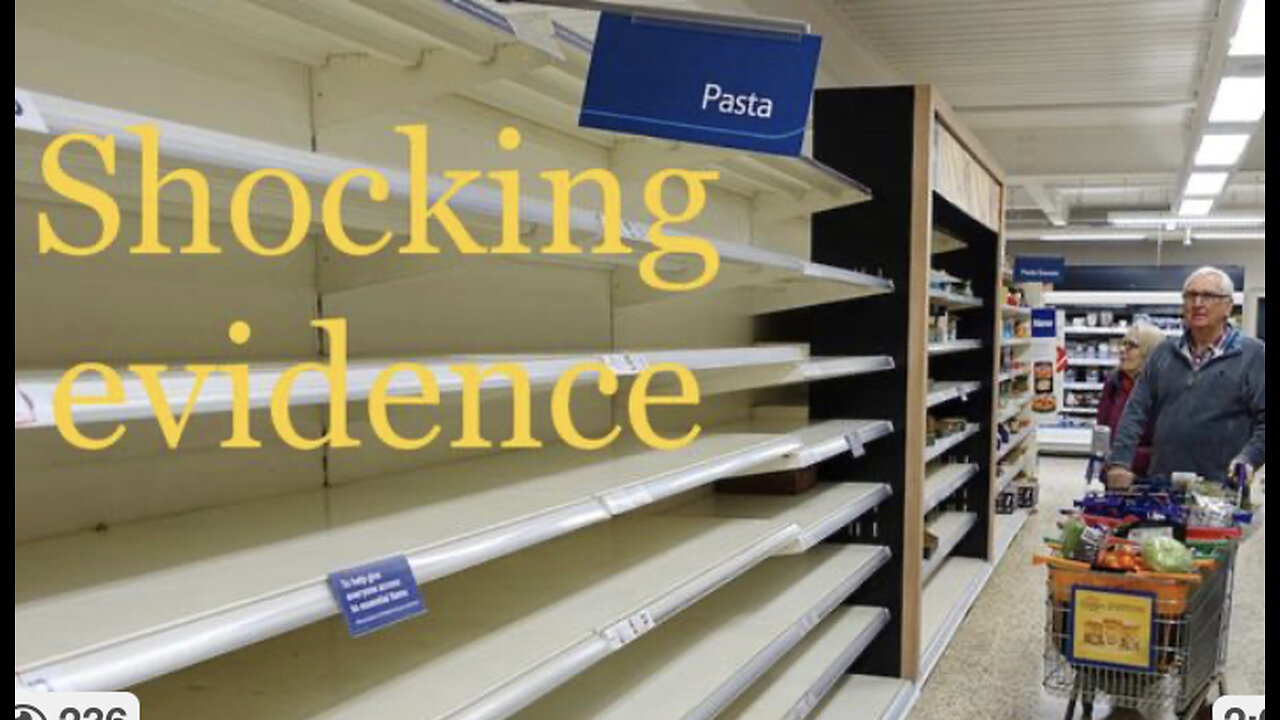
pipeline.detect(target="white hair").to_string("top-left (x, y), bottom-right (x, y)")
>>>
top-left (1184, 266), bottom-right (1236, 298)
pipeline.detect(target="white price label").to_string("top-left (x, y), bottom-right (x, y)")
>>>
top-left (15, 89), bottom-right (48, 133)
top-left (16, 692), bottom-right (140, 720)
top-left (1215, 697), bottom-right (1265, 720)
top-left (15, 386), bottom-right (36, 428)
top-left (846, 432), bottom-right (867, 459)
top-left (601, 354), bottom-right (650, 376)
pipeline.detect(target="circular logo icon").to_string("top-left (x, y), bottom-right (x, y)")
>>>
top-left (15, 705), bottom-right (48, 720)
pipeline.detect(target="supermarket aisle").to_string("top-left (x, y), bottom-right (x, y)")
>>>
top-left (911, 457), bottom-right (1266, 720)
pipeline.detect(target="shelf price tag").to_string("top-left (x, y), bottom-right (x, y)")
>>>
top-left (16, 692), bottom-right (140, 720)
top-left (16, 385), bottom-right (36, 428)
top-left (1214, 697), bottom-right (1264, 720)
top-left (601, 353), bottom-right (649, 376)
top-left (15, 89), bottom-right (48, 133)
top-left (327, 556), bottom-right (427, 638)
top-left (845, 432), bottom-right (867, 460)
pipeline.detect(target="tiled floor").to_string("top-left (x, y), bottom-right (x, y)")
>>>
top-left (911, 457), bottom-right (1266, 720)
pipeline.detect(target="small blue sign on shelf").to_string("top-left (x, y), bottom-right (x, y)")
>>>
top-left (1032, 309), bottom-right (1058, 339)
top-left (328, 556), bottom-right (427, 638)
top-left (1015, 256), bottom-right (1067, 284)
top-left (580, 13), bottom-right (822, 156)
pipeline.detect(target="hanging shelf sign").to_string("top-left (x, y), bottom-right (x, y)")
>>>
top-left (15, 89), bottom-right (48, 133)
top-left (580, 12), bottom-right (822, 156)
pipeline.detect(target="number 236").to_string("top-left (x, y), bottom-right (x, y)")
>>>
top-left (60, 710), bottom-right (129, 720)
top-left (1225, 710), bottom-right (1264, 720)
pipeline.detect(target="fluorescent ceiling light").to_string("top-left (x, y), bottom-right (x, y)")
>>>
top-left (1210, 77), bottom-right (1267, 123)
top-left (1194, 232), bottom-right (1266, 241)
top-left (1110, 212), bottom-right (1265, 227)
top-left (1039, 233), bottom-right (1147, 242)
top-left (1184, 172), bottom-right (1231, 197)
top-left (1179, 199), bottom-right (1216, 217)
top-left (1195, 134), bottom-right (1252, 166)
top-left (1230, 0), bottom-right (1265, 56)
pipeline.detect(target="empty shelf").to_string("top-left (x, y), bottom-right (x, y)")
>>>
top-left (674, 483), bottom-right (892, 555)
top-left (923, 512), bottom-right (978, 582)
top-left (995, 509), bottom-right (1032, 565)
top-left (15, 346), bottom-right (806, 431)
top-left (998, 425), bottom-right (1035, 462)
top-left (812, 675), bottom-right (916, 720)
top-left (515, 545), bottom-right (890, 720)
top-left (998, 394), bottom-right (1032, 423)
top-left (996, 455), bottom-right (1026, 496)
top-left (926, 381), bottom-right (982, 409)
top-left (718, 606), bottom-right (890, 720)
top-left (927, 340), bottom-right (983, 357)
top-left (920, 557), bottom-right (991, 682)
top-left (725, 417), bottom-right (894, 474)
top-left (131, 516), bottom-right (796, 720)
top-left (923, 464), bottom-right (980, 516)
top-left (928, 289), bottom-right (984, 311)
top-left (924, 423), bottom-right (980, 464)
top-left (931, 229), bottom-right (968, 256)
top-left (15, 433), bottom-right (797, 692)
top-left (700, 357), bottom-right (895, 397)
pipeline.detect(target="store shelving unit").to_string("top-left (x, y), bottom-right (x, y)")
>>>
top-left (762, 85), bottom-right (1013, 693)
top-left (15, 2), bottom-right (930, 717)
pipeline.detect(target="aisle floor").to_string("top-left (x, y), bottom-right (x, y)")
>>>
top-left (912, 457), bottom-right (1266, 720)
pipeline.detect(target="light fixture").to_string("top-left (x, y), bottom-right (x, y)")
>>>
top-left (1195, 134), bottom-right (1252, 166)
top-left (1038, 233), bottom-right (1147, 242)
top-left (1230, 0), bottom-right (1265, 57)
top-left (1209, 77), bottom-right (1267, 123)
top-left (1193, 231), bottom-right (1266, 241)
top-left (1179, 199), bottom-right (1216, 217)
top-left (1109, 211), bottom-right (1265, 227)
top-left (1183, 172), bottom-right (1231, 197)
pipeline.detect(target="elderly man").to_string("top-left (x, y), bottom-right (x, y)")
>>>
top-left (1108, 267), bottom-right (1265, 487)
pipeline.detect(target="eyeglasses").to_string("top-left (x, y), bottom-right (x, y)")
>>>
top-left (1183, 291), bottom-right (1231, 306)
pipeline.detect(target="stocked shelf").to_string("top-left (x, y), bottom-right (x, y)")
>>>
top-left (1068, 357), bottom-right (1119, 368)
top-left (725, 415), bottom-right (895, 475)
top-left (927, 340), bottom-right (984, 357)
top-left (130, 516), bottom-right (797, 720)
top-left (922, 512), bottom-right (978, 582)
top-left (997, 425), bottom-right (1035, 462)
top-left (16, 346), bottom-right (808, 431)
top-left (926, 381), bottom-right (982, 409)
top-left (675, 483), bottom-right (893, 556)
top-left (812, 675), bottom-right (916, 720)
top-left (718, 606), bottom-right (890, 720)
top-left (1060, 407), bottom-right (1099, 417)
top-left (924, 423), bottom-right (980, 464)
top-left (16, 92), bottom-right (890, 311)
top-left (996, 455), bottom-right (1026, 497)
top-left (1048, 291), bottom-right (1245, 307)
top-left (923, 464), bottom-right (980, 516)
top-left (998, 367), bottom-right (1031, 384)
top-left (1063, 382), bottom-right (1105, 392)
top-left (919, 557), bottom-right (989, 681)
top-left (15, 433), bottom-right (797, 692)
top-left (514, 545), bottom-right (889, 720)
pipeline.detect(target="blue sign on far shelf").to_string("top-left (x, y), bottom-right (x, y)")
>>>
top-left (328, 556), bottom-right (427, 638)
top-left (1015, 256), bottom-right (1067, 284)
top-left (1032, 309), bottom-right (1058, 339)
top-left (580, 12), bottom-right (822, 156)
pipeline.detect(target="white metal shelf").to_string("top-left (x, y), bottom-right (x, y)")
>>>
top-left (1038, 426), bottom-right (1093, 456)
top-left (1001, 305), bottom-right (1033, 318)
top-left (927, 340), bottom-right (983, 357)
top-left (674, 483), bottom-right (892, 556)
top-left (1068, 357), bottom-right (1119, 368)
top-left (724, 415), bottom-right (894, 475)
top-left (1064, 382), bottom-right (1106, 392)
top-left (998, 394), bottom-right (1032, 423)
top-left (922, 464), bottom-right (980, 516)
top-left (928, 289), bottom-right (984, 311)
top-left (1001, 337), bottom-right (1033, 349)
top-left (718, 606), bottom-right (890, 720)
top-left (15, 433), bottom-right (797, 692)
top-left (1048, 291), bottom-right (1245, 307)
top-left (514, 545), bottom-right (890, 720)
top-left (130, 516), bottom-right (797, 720)
top-left (922, 512), bottom-right (978, 582)
top-left (994, 510), bottom-right (1031, 567)
top-left (998, 367), bottom-right (1031, 384)
top-left (926, 381), bottom-right (982, 409)
top-left (16, 92), bottom-right (890, 310)
top-left (16, 346), bottom-right (874, 431)
top-left (1064, 326), bottom-right (1127, 337)
top-left (920, 557), bottom-right (989, 682)
top-left (924, 424), bottom-right (980, 464)
top-left (931, 229), bottom-right (968, 256)
top-left (997, 425), bottom-right (1035, 463)
top-left (1060, 407), bottom-right (1099, 417)
top-left (996, 455), bottom-right (1027, 497)
top-left (812, 675), bottom-right (916, 720)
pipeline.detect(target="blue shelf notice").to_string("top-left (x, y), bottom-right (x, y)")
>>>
top-left (581, 13), bottom-right (822, 156)
top-left (328, 556), bottom-right (427, 638)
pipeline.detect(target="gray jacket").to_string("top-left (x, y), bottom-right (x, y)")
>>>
top-left (1110, 328), bottom-right (1265, 481)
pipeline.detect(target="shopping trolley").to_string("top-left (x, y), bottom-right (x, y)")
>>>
top-left (1036, 540), bottom-right (1237, 720)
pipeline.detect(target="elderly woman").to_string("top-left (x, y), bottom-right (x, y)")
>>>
top-left (1097, 323), bottom-right (1166, 479)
